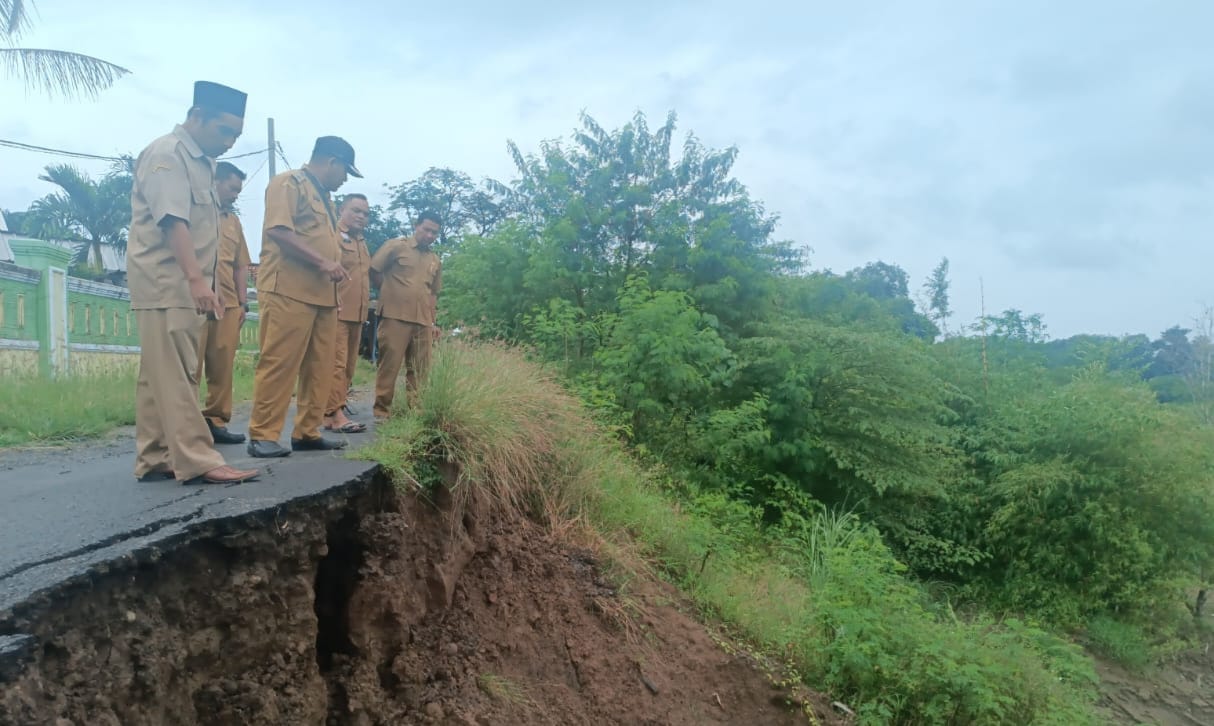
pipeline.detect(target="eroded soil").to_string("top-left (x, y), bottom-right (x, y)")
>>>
top-left (0, 474), bottom-right (841, 725)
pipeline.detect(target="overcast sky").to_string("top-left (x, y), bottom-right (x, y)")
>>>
top-left (2, 0), bottom-right (1211, 339)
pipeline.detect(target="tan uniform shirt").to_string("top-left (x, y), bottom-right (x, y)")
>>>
top-left (216, 211), bottom-right (251, 309)
top-left (127, 125), bottom-right (219, 309)
top-left (336, 224), bottom-right (370, 323)
top-left (257, 169), bottom-right (340, 307)
top-left (370, 236), bottom-right (442, 325)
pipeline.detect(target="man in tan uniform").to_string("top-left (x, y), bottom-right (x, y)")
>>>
top-left (196, 161), bottom-right (251, 444)
top-left (323, 194), bottom-right (371, 433)
top-left (246, 136), bottom-right (359, 458)
top-left (369, 212), bottom-right (443, 419)
top-left (127, 81), bottom-right (258, 485)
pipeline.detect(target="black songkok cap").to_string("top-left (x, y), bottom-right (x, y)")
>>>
top-left (193, 81), bottom-right (247, 118)
top-left (312, 136), bottom-right (363, 178)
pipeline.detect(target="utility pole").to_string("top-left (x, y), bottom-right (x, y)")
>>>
top-left (267, 117), bottom-right (276, 178)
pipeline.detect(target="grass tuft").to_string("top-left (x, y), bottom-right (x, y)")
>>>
top-left (475, 673), bottom-right (532, 706)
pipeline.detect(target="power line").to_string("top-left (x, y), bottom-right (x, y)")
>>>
top-left (223, 148), bottom-right (265, 160)
top-left (275, 141), bottom-right (292, 170)
top-left (0, 138), bottom-right (264, 163)
top-left (243, 155), bottom-right (270, 186)
top-left (0, 138), bottom-right (121, 162)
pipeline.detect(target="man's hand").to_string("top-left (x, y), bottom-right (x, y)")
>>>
top-left (319, 259), bottom-right (348, 282)
top-left (191, 277), bottom-right (223, 319)
top-left (239, 305), bottom-right (248, 326)
top-left (431, 324), bottom-right (441, 341)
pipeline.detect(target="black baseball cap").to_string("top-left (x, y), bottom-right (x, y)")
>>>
top-left (312, 136), bottom-right (362, 178)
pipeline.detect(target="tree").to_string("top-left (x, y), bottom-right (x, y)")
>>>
top-left (1, 0), bottom-right (129, 98)
top-left (918, 257), bottom-right (952, 337)
top-left (23, 162), bottom-right (132, 269)
top-left (387, 167), bottom-right (505, 247)
top-left (980, 308), bottom-right (1048, 343)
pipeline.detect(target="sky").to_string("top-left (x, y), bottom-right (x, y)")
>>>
top-left (1, 0), bottom-right (1211, 339)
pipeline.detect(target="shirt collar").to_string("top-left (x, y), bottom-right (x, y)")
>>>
top-left (172, 124), bottom-right (207, 160)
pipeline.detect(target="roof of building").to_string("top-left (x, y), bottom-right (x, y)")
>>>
top-left (0, 232), bottom-right (125, 272)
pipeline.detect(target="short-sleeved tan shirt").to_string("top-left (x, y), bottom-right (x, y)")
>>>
top-left (257, 169), bottom-right (340, 307)
top-left (336, 224), bottom-right (370, 323)
top-left (370, 236), bottom-right (441, 326)
top-left (216, 211), bottom-right (251, 309)
top-left (127, 125), bottom-right (220, 310)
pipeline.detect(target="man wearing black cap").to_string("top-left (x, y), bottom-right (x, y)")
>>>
top-left (126, 81), bottom-right (258, 485)
top-left (246, 136), bottom-right (360, 458)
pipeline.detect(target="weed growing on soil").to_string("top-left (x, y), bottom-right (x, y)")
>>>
top-left (362, 340), bottom-right (1102, 725)
top-left (475, 674), bottom-right (532, 706)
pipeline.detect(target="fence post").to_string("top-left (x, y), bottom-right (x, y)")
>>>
top-left (9, 239), bottom-right (73, 377)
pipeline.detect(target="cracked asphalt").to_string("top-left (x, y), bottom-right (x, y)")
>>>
top-left (0, 396), bottom-right (382, 617)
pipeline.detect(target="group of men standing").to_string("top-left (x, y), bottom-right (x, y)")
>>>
top-left (126, 80), bottom-right (442, 485)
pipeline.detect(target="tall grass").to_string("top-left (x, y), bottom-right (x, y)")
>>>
top-left (1, 350), bottom-right (283, 448)
top-left (0, 370), bottom-right (139, 446)
top-left (361, 341), bottom-right (1101, 725)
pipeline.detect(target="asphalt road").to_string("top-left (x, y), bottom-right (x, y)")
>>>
top-left (0, 397), bottom-right (382, 618)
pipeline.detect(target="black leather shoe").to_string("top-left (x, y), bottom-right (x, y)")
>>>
top-left (248, 440), bottom-right (291, 458)
top-left (137, 469), bottom-right (175, 482)
top-left (291, 436), bottom-right (348, 451)
top-left (208, 422), bottom-right (247, 445)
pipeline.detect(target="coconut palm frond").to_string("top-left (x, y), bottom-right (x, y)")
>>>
top-left (0, 0), bottom-right (31, 38)
top-left (0, 47), bottom-right (129, 98)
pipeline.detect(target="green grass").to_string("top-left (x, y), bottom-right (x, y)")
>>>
top-left (362, 340), bottom-right (1102, 725)
top-left (0, 369), bottom-right (140, 447)
top-left (0, 352), bottom-right (378, 449)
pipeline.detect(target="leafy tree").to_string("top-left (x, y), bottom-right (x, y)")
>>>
top-left (23, 162), bottom-right (131, 269)
top-left (387, 167), bottom-right (505, 246)
top-left (593, 276), bottom-right (733, 444)
top-left (981, 308), bottom-right (1048, 343)
top-left (499, 110), bottom-right (799, 334)
top-left (1, 0), bottom-right (129, 98)
top-left (918, 257), bottom-right (952, 336)
top-left (842, 261), bottom-right (938, 339)
top-left (964, 369), bottom-right (1214, 625)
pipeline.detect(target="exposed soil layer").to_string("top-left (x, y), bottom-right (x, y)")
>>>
top-left (0, 471), bottom-right (842, 725)
top-left (1097, 645), bottom-right (1214, 726)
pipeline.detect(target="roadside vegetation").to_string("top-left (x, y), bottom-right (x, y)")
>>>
top-left (365, 111), bottom-right (1214, 722)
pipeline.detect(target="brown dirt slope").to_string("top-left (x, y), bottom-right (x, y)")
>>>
top-left (1096, 648), bottom-right (1214, 726)
top-left (0, 474), bottom-right (842, 725)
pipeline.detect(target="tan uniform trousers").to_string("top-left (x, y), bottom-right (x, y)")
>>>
top-left (134, 308), bottom-right (225, 480)
top-left (326, 320), bottom-right (362, 415)
top-left (374, 317), bottom-right (431, 418)
top-left (248, 291), bottom-right (338, 442)
top-left (196, 309), bottom-right (243, 427)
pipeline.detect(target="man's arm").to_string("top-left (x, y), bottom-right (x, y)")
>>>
top-left (262, 176), bottom-right (346, 282)
top-left (369, 238), bottom-right (397, 290)
top-left (164, 218), bottom-right (222, 317)
top-left (266, 226), bottom-right (346, 281)
top-left (140, 149), bottom-right (222, 316)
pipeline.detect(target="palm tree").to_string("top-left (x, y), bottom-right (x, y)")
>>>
top-left (1, 0), bottom-right (129, 98)
top-left (24, 163), bottom-right (132, 269)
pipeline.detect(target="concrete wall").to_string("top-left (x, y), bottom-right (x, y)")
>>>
top-left (0, 239), bottom-right (260, 378)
